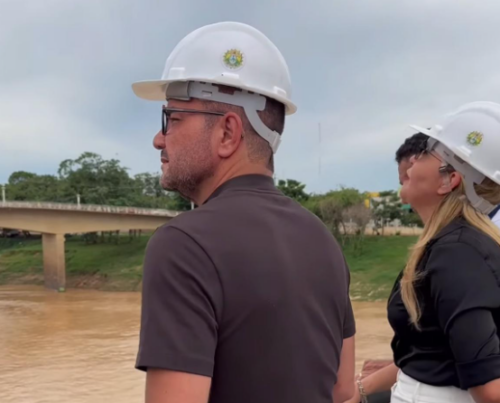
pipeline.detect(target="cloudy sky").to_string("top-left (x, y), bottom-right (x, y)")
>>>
top-left (1, 0), bottom-right (500, 195)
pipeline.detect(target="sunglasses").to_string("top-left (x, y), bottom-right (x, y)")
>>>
top-left (161, 106), bottom-right (226, 135)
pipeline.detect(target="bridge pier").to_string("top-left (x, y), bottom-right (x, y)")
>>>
top-left (42, 234), bottom-right (66, 290)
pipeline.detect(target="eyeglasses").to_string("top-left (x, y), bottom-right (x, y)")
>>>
top-left (162, 106), bottom-right (226, 135)
top-left (413, 139), bottom-right (455, 174)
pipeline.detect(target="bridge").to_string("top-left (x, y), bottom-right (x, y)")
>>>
top-left (0, 201), bottom-right (180, 290)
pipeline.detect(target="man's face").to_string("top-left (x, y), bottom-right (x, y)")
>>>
top-left (398, 158), bottom-right (412, 186)
top-left (152, 99), bottom-right (218, 197)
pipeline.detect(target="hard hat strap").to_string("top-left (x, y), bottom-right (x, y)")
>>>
top-left (428, 139), bottom-right (496, 214)
top-left (165, 81), bottom-right (282, 153)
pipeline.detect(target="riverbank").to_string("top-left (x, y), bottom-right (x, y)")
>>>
top-left (0, 234), bottom-right (416, 299)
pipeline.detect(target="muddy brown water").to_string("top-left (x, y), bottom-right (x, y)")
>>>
top-left (0, 285), bottom-right (393, 403)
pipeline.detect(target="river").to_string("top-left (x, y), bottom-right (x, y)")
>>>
top-left (0, 285), bottom-right (393, 403)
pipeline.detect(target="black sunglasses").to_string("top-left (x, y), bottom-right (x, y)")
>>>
top-left (162, 106), bottom-right (225, 135)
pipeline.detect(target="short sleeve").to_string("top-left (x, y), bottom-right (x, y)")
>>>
top-left (343, 264), bottom-right (356, 338)
top-left (136, 225), bottom-right (223, 377)
top-left (343, 298), bottom-right (356, 338)
top-left (427, 243), bottom-right (500, 389)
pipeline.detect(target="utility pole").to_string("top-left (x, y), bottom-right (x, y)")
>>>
top-left (318, 122), bottom-right (322, 176)
top-left (77, 194), bottom-right (81, 207)
top-left (2, 185), bottom-right (5, 203)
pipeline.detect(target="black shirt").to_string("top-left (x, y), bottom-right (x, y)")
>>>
top-left (388, 218), bottom-right (500, 390)
top-left (136, 174), bottom-right (355, 403)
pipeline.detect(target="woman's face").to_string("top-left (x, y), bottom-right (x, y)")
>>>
top-left (400, 150), bottom-right (456, 212)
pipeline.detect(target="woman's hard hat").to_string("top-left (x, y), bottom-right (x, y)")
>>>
top-left (410, 101), bottom-right (500, 213)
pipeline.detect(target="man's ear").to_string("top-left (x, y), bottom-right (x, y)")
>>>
top-left (217, 112), bottom-right (244, 158)
top-left (438, 171), bottom-right (462, 195)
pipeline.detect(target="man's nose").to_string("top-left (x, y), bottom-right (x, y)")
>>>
top-left (153, 130), bottom-right (165, 150)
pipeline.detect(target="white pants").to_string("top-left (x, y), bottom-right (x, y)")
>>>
top-left (390, 370), bottom-right (474, 403)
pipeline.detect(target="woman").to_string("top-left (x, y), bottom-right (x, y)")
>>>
top-left (348, 101), bottom-right (500, 403)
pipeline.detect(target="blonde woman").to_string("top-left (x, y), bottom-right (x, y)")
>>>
top-left (348, 102), bottom-right (500, 403)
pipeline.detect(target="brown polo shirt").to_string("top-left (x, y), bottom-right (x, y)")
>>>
top-left (136, 174), bottom-right (355, 403)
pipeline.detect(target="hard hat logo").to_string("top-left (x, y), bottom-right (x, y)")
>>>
top-left (466, 131), bottom-right (483, 146)
top-left (222, 49), bottom-right (244, 69)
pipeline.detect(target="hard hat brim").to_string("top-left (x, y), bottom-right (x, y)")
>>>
top-left (132, 80), bottom-right (169, 102)
top-left (131, 79), bottom-right (297, 115)
top-left (408, 125), bottom-right (432, 136)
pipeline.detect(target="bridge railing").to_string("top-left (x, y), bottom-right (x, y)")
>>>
top-left (0, 201), bottom-right (181, 217)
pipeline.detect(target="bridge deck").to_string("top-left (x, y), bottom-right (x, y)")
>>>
top-left (0, 201), bottom-right (180, 218)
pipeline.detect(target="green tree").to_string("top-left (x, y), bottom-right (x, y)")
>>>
top-left (166, 192), bottom-right (192, 211)
top-left (5, 171), bottom-right (65, 202)
top-left (378, 190), bottom-right (397, 197)
top-left (400, 211), bottom-right (424, 228)
top-left (58, 152), bottom-right (135, 206)
top-left (372, 194), bottom-right (403, 235)
top-left (276, 179), bottom-right (309, 202)
top-left (306, 187), bottom-right (368, 244)
top-left (134, 173), bottom-right (165, 198)
top-left (342, 203), bottom-right (372, 255)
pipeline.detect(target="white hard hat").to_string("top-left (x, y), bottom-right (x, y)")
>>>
top-left (410, 101), bottom-right (500, 214)
top-left (132, 22), bottom-right (296, 153)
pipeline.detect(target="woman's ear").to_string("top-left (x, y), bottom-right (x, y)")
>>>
top-left (438, 171), bottom-right (462, 195)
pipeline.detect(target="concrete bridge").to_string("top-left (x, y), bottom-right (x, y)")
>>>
top-left (0, 201), bottom-right (180, 290)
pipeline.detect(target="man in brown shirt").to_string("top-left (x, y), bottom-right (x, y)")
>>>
top-left (132, 21), bottom-right (356, 403)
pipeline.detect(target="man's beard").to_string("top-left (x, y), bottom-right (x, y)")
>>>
top-left (161, 144), bottom-right (216, 199)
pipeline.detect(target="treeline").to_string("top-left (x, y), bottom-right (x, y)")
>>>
top-left (277, 179), bottom-right (421, 226)
top-left (277, 179), bottom-right (422, 254)
top-left (2, 152), bottom-right (191, 211)
top-left (2, 153), bottom-right (422, 252)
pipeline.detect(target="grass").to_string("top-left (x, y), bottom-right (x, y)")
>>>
top-left (343, 235), bottom-right (417, 301)
top-left (0, 234), bottom-right (418, 299)
top-left (0, 235), bottom-right (150, 291)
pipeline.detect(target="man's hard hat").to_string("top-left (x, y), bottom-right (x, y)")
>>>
top-left (132, 22), bottom-right (295, 153)
top-left (410, 101), bottom-right (500, 214)
top-left (132, 21), bottom-right (295, 114)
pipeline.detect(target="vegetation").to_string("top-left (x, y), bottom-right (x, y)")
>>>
top-left (0, 235), bottom-right (150, 291)
top-left (344, 235), bottom-right (415, 300)
top-left (0, 151), bottom-right (423, 298)
top-left (0, 234), bottom-right (416, 299)
top-left (3, 151), bottom-right (191, 210)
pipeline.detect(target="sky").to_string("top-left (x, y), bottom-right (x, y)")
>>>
top-left (1, 0), bottom-right (500, 195)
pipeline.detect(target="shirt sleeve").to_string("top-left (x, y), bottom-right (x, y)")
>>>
top-left (135, 225), bottom-right (223, 377)
top-left (343, 298), bottom-right (356, 339)
top-left (426, 242), bottom-right (500, 389)
top-left (343, 261), bottom-right (356, 338)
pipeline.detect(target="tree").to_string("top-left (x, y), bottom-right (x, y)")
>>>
top-left (165, 192), bottom-right (192, 211)
top-left (378, 190), bottom-right (397, 197)
top-left (342, 203), bottom-right (372, 255)
top-left (134, 173), bottom-right (165, 198)
top-left (6, 171), bottom-right (65, 202)
top-left (372, 194), bottom-right (403, 235)
top-left (58, 152), bottom-right (135, 206)
top-left (318, 197), bottom-right (344, 239)
top-left (400, 211), bottom-right (424, 228)
top-left (276, 179), bottom-right (309, 202)
top-left (312, 187), bottom-right (368, 243)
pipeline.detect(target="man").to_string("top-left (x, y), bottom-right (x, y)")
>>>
top-left (395, 132), bottom-right (429, 191)
top-left (132, 22), bottom-right (356, 403)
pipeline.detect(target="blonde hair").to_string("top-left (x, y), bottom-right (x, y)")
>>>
top-left (401, 177), bottom-right (500, 328)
